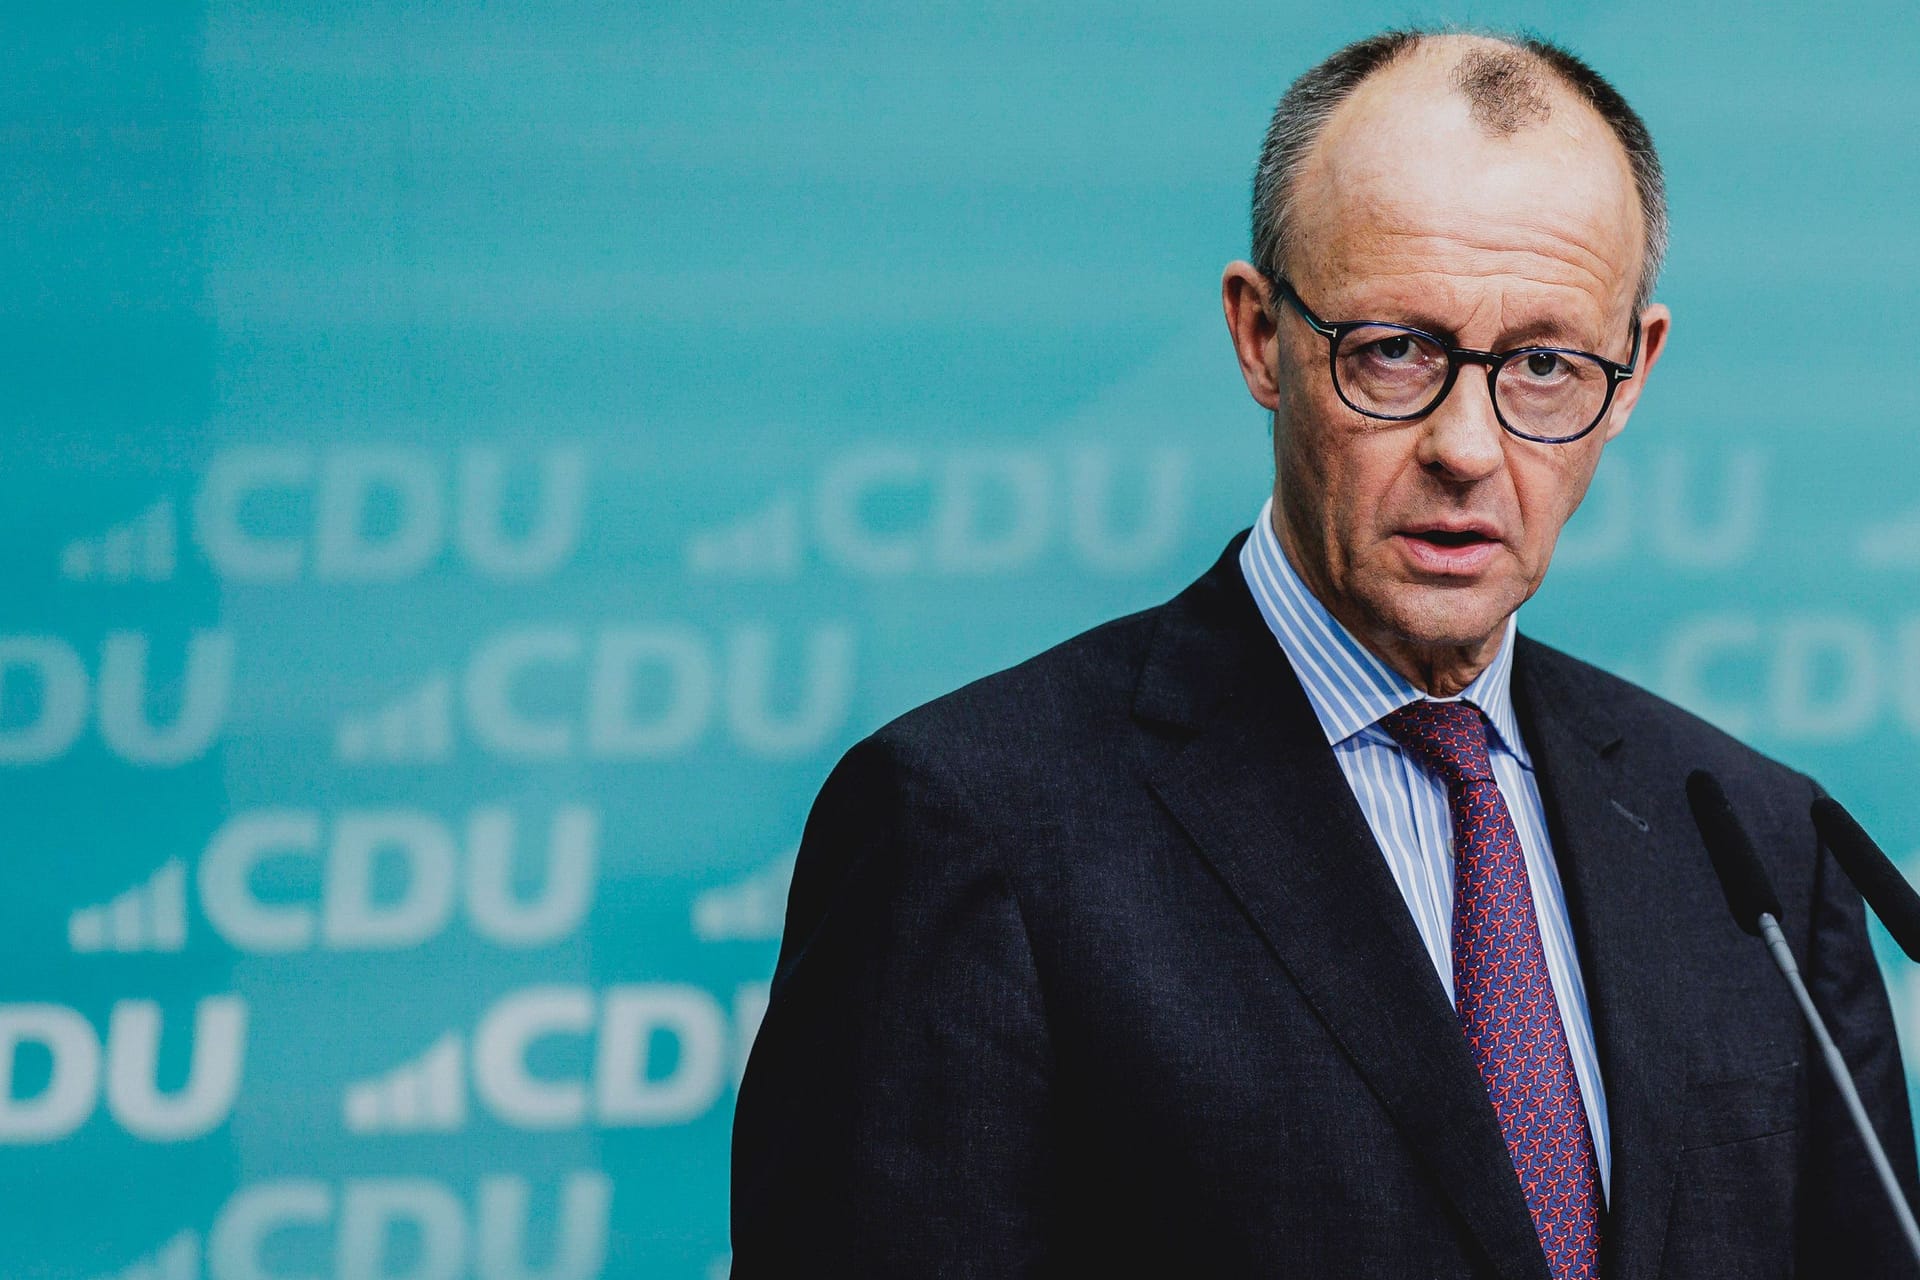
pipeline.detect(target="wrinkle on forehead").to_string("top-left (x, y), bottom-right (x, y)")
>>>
top-left (1327, 223), bottom-right (1627, 316)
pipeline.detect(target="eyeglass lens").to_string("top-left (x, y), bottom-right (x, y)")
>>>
top-left (1334, 325), bottom-right (1611, 441)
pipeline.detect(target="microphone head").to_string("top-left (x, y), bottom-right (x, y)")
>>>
top-left (1812, 796), bottom-right (1920, 963)
top-left (1687, 769), bottom-right (1783, 937)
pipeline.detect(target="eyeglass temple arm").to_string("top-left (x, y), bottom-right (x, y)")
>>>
top-left (1614, 313), bottom-right (1644, 379)
top-left (1269, 276), bottom-right (1340, 337)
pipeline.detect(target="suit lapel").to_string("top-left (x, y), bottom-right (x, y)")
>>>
top-left (1136, 536), bottom-right (1552, 1280)
top-left (1512, 641), bottom-right (1688, 1280)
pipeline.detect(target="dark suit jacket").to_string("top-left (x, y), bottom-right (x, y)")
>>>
top-left (731, 530), bottom-right (1917, 1278)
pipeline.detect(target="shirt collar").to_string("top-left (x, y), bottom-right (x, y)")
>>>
top-left (1237, 495), bottom-right (1530, 765)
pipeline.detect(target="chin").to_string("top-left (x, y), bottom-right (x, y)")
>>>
top-left (1373, 587), bottom-right (1515, 655)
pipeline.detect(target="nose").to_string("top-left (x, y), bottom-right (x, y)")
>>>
top-left (1415, 368), bottom-right (1506, 482)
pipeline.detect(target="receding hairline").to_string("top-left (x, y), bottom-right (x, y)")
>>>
top-left (1249, 28), bottom-right (1668, 311)
top-left (1300, 37), bottom-right (1642, 253)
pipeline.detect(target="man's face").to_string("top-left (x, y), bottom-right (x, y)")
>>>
top-left (1224, 41), bottom-right (1670, 689)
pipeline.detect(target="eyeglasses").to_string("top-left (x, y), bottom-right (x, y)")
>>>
top-left (1269, 276), bottom-right (1642, 444)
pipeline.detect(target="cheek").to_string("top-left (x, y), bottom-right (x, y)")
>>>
top-left (1336, 451), bottom-right (1408, 541)
top-left (1300, 447), bottom-right (1425, 562)
top-left (1275, 385), bottom-right (1331, 496)
top-left (1278, 374), bottom-right (1425, 561)
top-left (1280, 420), bottom-right (1364, 546)
top-left (1512, 452), bottom-right (1602, 562)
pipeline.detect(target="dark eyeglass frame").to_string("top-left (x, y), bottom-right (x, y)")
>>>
top-left (1269, 275), bottom-right (1642, 445)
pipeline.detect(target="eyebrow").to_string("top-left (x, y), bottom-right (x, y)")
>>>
top-left (1491, 319), bottom-right (1599, 350)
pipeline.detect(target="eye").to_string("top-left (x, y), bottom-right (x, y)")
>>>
top-left (1521, 351), bottom-right (1567, 379)
top-left (1369, 334), bottom-right (1420, 363)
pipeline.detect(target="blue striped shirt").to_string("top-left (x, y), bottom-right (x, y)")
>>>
top-left (1238, 496), bottom-right (1611, 1197)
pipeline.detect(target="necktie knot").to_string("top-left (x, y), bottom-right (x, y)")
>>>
top-left (1379, 699), bottom-right (1495, 787)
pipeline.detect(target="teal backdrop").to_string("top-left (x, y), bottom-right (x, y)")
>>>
top-left (4, 4), bottom-right (1918, 1277)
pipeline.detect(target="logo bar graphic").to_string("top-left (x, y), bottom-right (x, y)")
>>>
top-left (88, 1229), bottom-right (198, 1280)
top-left (343, 1031), bottom-right (467, 1134)
top-left (686, 494), bottom-right (801, 577)
top-left (61, 498), bottom-right (177, 584)
top-left (335, 674), bottom-right (455, 763)
top-left (69, 860), bottom-right (188, 954)
top-left (692, 852), bottom-right (797, 942)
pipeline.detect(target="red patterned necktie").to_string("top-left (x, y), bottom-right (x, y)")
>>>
top-left (1380, 699), bottom-right (1601, 1280)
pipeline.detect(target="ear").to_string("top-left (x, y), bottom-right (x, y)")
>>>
top-left (1222, 261), bottom-right (1283, 412)
top-left (1600, 301), bottom-right (1671, 442)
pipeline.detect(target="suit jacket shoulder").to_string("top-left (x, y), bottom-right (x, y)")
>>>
top-left (847, 533), bottom-right (1268, 840)
top-left (837, 597), bottom-right (1174, 881)
top-left (868, 602), bottom-right (1161, 767)
top-left (1512, 634), bottom-right (1825, 888)
top-left (1514, 635), bottom-right (1803, 788)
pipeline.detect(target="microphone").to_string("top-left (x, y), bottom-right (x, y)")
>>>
top-left (1686, 770), bottom-right (1920, 1266)
top-left (1686, 770), bottom-right (1781, 936)
top-left (1812, 795), bottom-right (1920, 963)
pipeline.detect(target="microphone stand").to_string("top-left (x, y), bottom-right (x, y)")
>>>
top-left (1689, 769), bottom-right (1920, 1270)
top-left (1751, 907), bottom-right (1920, 1265)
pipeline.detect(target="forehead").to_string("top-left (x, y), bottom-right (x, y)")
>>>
top-left (1290, 40), bottom-right (1644, 319)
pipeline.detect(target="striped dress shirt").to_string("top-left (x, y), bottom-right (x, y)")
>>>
top-left (1238, 496), bottom-right (1612, 1197)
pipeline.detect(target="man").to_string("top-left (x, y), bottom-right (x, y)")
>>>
top-left (731, 28), bottom-right (1917, 1279)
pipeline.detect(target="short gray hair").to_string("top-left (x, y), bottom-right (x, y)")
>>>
top-left (1249, 28), bottom-right (1668, 311)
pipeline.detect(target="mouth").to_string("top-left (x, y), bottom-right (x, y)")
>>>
top-left (1394, 524), bottom-right (1502, 575)
top-left (1408, 528), bottom-right (1494, 549)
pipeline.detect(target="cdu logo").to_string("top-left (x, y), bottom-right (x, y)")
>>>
top-left (1656, 613), bottom-right (1920, 743)
top-left (686, 443), bottom-right (1190, 578)
top-left (341, 983), bottom-right (767, 1134)
top-left (0, 996), bottom-right (246, 1144)
top-left (0, 631), bottom-right (232, 766)
top-left (95, 1171), bottom-right (611, 1280)
top-left (64, 445), bottom-right (588, 586)
top-left (1554, 446), bottom-right (1767, 571)
top-left (332, 625), bottom-right (854, 763)
top-left (68, 805), bottom-right (600, 956)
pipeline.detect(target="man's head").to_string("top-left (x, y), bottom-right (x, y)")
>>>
top-left (1222, 30), bottom-right (1672, 694)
